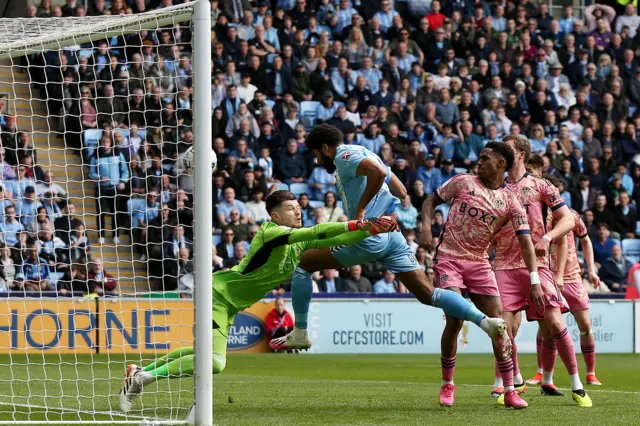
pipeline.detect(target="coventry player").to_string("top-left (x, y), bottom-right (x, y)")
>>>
top-left (270, 124), bottom-right (511, 358)
top-left (119, 190), bottom-right (398, 413)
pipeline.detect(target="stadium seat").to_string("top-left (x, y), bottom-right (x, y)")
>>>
top-left (267, 182), bottom-right (289, 191)
top-left (622, 238), bottom-right (640, 257)
top-left (635, 221), bottom-right (640, 235)
top-left (300, 101), bottom-right (319, 130)
top-left (212, 234), bottom-right (221, 246)
top-left (84, 129), bottom-right (102, 148)
top-left (336, 200), bottom-right (343, 210)
top-left (309, 200), bottom-right (324, 209)
top-left (265, 100), bottom-right (275, 109)
top-left (454, 167), bottom-right (468, 174)
top-left (289, 183), bottom-right (310, 197)
top-left (127, 198), bottom-right (147, 216)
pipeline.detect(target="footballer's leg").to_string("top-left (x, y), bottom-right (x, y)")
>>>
top-left (526, 326), bottom-right (544, 386)
top-left (501, 310), bottom-right (525, 390)
top-left (543, 307), bottom-right (592, 407)
top-left (471, 294), bottom-right (527, 409)
top-left (573, 309), bottom-right (600, 385)
top-left (270, 248), bottom-right (342, 351)
top-left (537, 320), bottom-right (565, 396)
top-left (440, 312), bottom-right (463, 407)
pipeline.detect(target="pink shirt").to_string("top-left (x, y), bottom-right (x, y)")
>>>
top-left (494, 172), bottom-right (566, 270)
top-left (435, 174), bottom-right (530, 263)
top-left (550, 209), bottom-right (588, 283)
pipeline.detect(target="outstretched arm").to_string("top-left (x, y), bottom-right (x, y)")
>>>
top-left (354, 158), bottom-right (387, 220)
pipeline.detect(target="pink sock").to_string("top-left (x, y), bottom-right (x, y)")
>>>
top-left (553, 328), bottom-right (578, 376)
top-left (511, 338), bottom-right (521, 378)
top-left (541, 338), bottom-right (557, 373)
top-left (441, 357), bottom-right (456, 383)
top-left (497, 359), bottom-right (514, 387)
top-left (494, 361), bottom-right (501, 379)
top-left (536, 334), bottom-right (543, 370)
top-left (581, 344), bottom-right (596, 375)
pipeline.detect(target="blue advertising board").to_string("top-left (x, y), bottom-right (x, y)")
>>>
top-left (286, 300), bottom-right (634, 354)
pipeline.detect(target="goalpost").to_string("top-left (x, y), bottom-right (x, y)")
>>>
top-left (0, 1), bottom-right (212, 424)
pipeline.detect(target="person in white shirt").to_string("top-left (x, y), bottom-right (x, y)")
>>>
top-left (615, 4), bottom-right (640, 39)
top-left (561, 107), bottom-right (583, 142)
top-left (237, 73), bottom-right (258, 104)
top-left (35, 169), bottom-right (67, 200)
top-left (245, 188), bottom-right (269, 225)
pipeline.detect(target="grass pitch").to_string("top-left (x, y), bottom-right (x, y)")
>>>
top-left (0, 353), bottom-right (638, 424)
top-left (214, 353), bottom-right (640, 426)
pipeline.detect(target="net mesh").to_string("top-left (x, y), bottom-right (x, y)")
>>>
top-left (0, 2), bottom-right (198, 424)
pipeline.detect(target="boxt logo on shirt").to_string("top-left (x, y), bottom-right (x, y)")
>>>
top-left (228, 312), bottom-right (265, 350)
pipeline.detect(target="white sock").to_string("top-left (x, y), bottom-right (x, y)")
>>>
top-left (587, 371), bottom-right (595, 376)
top-left (504, 385), bottom-right (514, 392)
top-left (514, 373), bottom-right (523, 384)
top-left (570, 373), bottom-right (583, 390)
top-left (479, 317), bottom-right (490, 334)
top-left (542, 370), bottom-right (554, 385)
top-left (140, 371), bottom-right (154, 386)
top-left (441, 380), bottom-right (454, 386)
top-left (493, 376), bottom-right (503, 388)
top-left (537, 367), bottom-right (544, 374)
top-left (292, 328), bottom-right (308, 339)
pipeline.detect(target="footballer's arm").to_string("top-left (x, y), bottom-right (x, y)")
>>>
top-left (517, 233), bottom-right (546, 312)
top-left (580, 234), bottom-right (601, 287)
top-left (354, 158), bottom-right (387, 220)
top-left (419, 193), bottom-right (442, 247)
top-left (388, 173), bottom-right (408, 200)
top-left (554, 235), bottom-right (568, 290)
top-left (535, 205), bottom-right (574, 256)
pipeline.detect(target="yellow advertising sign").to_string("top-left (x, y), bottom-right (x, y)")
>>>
top-left (0, 299), bottom-right (96, 354)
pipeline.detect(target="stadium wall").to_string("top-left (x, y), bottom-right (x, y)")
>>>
top-left (0, 298), bottom-right (635, 354)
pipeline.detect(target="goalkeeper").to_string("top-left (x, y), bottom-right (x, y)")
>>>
top-left (119, 190), bottom-right (398, 412)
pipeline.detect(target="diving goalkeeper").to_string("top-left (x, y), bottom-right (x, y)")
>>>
top-left (119, 190), bottom-right (398, 412)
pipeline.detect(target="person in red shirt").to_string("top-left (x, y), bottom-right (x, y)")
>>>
top-left (426, 0), bottom-right (445, 31)
top-left (265, 297), bottom-right (295, 348)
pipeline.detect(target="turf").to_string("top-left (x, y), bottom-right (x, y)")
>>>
top-left (0, 353), bottom-right (638, 424)
top-left (214, 353), bottom-right (640, 426)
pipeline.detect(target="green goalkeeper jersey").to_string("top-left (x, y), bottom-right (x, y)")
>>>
top-left (212, 221), bottom-right (369, 310)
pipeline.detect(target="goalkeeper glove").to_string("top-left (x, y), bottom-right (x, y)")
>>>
top-left (347, 216), bottom-right (399, 235)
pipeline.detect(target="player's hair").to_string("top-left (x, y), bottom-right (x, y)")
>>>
top-left (305, 123), bottom-right (344, 151)
top-left (485, 141), bottom-right (515, 171)
top-left (502, 134), bottom-right (531, 162)
top-left (527, 154), bottom-right (544, 171)
top-left (542, 173), bottom-right (563, 189)
top-left (266, 190), bottom-right (297, 214)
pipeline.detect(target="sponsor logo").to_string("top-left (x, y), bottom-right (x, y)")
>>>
top-left (341, 151), bottom-right (351, 160)
top-left (494, 199), bottom-right (505, 209)
top-left (228, 312), bottom-right (265, 350)
top-left (520, 186), bottom-right (531, 197)
top-left (457, 202), bottom-right (498, 225)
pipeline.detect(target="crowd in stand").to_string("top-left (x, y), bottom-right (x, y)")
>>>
top-left (12, 0), bottom-right (640, 295)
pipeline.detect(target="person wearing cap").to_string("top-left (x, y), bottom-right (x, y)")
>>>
top-left (416, 154), bottom-right (442, 195)
top-left (545, 63), bottom-right (570, 94)
top-left (439, 158), bottom-right (457, 184)
top-left (316, 91), bottom-right (337, 122)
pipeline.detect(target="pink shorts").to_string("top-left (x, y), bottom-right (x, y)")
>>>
top-left (561, 281), bottom-right (590, 313)
top-left (495, 267), bottom-right (569, 321)
top-left (434, 259), bottom-right (500, 297)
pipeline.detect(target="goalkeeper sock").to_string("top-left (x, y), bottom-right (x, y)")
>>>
top-left (432, 288), bottom-right (485, 326)
top-left (143, 347), bottom-right (194, 372)
top-left (291, 267), bottom-right (313, 329)
top-left (141, 354), bottom-right (194, 385)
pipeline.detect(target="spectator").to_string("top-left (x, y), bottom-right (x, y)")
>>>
top-left (276, 139), bottom-right (306, 184)
top-left (226, 242), bottom-right (247, 268)
top-left (593, 223), bottom-right (619, 267)
top-left (131, 191), bottom-right (161, 260)
top-left (245, 188), bottom-right (269, 225)
top-left (0, 244), bottom-right (15, 290)
top-left (614, 191), bottom-right (637, 239)
top-left (373, 270), bottom-right (397, 294)
top-left (396, 195), bottom-right (418, 231)
top-left (343, 265), bottom-right (372, 293)
top-left (88, 136), bottom-right (128, 244)
top-left (598, 245), bottom-right (632, 293)
top-left (15, 241), bottom-right (51, 292)
top-left (54, 201), bottom-right (82, 246)
top-left (321, 191), bottom-right (343, 222)
top-left (26, 206), bottom-right (52, 239)
top-left (0, 205), bottom-right (24, 247)
top-left (592, 193), bottom-right (615, 230)
top-left (317, 269), bottom-right (345, 293)
top-left (217, 187), bottom-right (248, 226)
top-left (264, 297), bottom-right (294, 342)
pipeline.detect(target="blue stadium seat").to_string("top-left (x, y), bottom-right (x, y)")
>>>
top-left (268, 182), bottom-right (289, 191)
top-left (309, 200), bottom-right (324, 209)
top-left (454, 167), bottom-right (468, 174)
top-left (83, 129), bottom-right (103, 159)
top-left (265, 99), bottom-right (276, 109)
top-left (622, 238), bottom-right (640, 257)
top-left (300, 101), bottom-right (319, 130)
top-left (213, 234), bottom-right (221, 246)
top-left (635, 221), bottom-right (640, 235)
top-left (336, 200), bottom-right (343, 210)
top-left (289, 183), bottom-right (310, 197)
top-left (127, 198), bottom-right (147, 216)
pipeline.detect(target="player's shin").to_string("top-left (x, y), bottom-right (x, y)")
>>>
top-left (548, 313), bottom-right (583, 391)
top-left (291, 267), bottom-right (313, 330)
top-left (575, 310), bottom-right (597, 378)
top-left (432, 288), bottom-right (486, 326)
top-left (143, 347), bottom-right (194, 372)
top-left (140, 355), bottom-right (195, 385)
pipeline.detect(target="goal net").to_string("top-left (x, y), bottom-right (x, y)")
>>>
top-left (0, 1), bottom-right (211, 424)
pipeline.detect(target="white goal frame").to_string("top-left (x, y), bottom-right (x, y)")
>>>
top-left (0, 1), bottom-right (212, 424)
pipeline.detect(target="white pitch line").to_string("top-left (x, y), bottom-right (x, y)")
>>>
top-left (220, 374), bottom-right (640, 396)
top-left (0, 400), bottom-right (190, 423)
